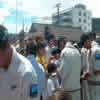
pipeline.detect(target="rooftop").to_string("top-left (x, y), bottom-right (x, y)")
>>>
top-left (52, 4), bottom-right (86, 16)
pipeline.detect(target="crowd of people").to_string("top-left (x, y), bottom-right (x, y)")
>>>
top-left (0, 25), bottom-right (100, 100)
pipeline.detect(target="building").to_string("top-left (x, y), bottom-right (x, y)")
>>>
top-left (28, 23), bottom-right (83, 41)
top-left (92, 18), bottom-right (100, 33)
top-left (92, 18), bottom-right (100, 45)
top-left (52, 4), bottom-right (92, 33)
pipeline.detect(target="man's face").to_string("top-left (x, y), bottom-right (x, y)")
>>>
top-left (39, 48), bottom-right (46, 56)
top-left (86, 40), bottom-right (91, 49)
top-left (55, 53), bottom-right (60, 59)
top-left (0, 49), bottom-right (7, 67)
top-left (59, 41), bottom-right (65, 49)
top-left (90, 35), bottom-right (95, 41)
top-left (49, 39), bottom-right (55, 47)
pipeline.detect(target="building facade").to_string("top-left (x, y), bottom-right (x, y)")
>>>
top-left (92, 18), bottom-right (100, 33)
top-left (52, 4), bottom-right (92, 33)
top-left (29, 23), bottom-right (83, 41)
top-left (92, 18), bottom-right (100, 45)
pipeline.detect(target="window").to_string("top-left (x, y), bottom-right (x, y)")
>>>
top-left (79, 18), bottom-right (81, 23)
top-left (84, 19), bottom-right (86, 23)
top-left (84, 13), bottom-right (86, 16)
top-left (79, 11), bottom-right (82, 16)
top-left (63, 19), bottom-right (72, 23)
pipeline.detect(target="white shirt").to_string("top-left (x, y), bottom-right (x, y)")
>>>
top-left (81, 48), bottom-right (96, 81)
top-left (0, 47), bottom-right (38, 100)
top-left (45, 46), bottom-right (52, 62)
top-left (47, 75), bottom-right (59, 96)
top-left (60, 42), bottom-right (81, 91)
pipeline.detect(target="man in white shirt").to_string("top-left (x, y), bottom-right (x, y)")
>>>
top-left (89, 33), bottom-right (100, 100)
top-left (80, 34), bottom-right (92, 100)
top-left (45, 34), bottom-right (56, 62)
top-left (60, 42), bottom-right (81, 100)
top-left (0, 25), bottom-right (38, 100)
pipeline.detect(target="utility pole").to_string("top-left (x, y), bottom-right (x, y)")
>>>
top-left (16, 0), bottom-right (18, 34)
top-left (55, 3), bottom-right (61, 24)
top-left (22, 17), bottom-right (25, 32)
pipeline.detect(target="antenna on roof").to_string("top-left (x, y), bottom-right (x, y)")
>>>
top-left (54, 3), bottom-right (61, 25)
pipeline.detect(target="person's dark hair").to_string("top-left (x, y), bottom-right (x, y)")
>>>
top-left (57, 37), bottom-right (66, 49)
top-left (25, 42), bottom-right (37, 56)
top-left (0, 25), bottom-right (8, 50)
top-left (80, 34), bottom-right (90, 46)
top-left (47, 63), bottom-right (57, 74)
top-left (35, 35), bottom-right (43, 43)
top-left (36, 41), bottom-right (46, 53)
top-left (51, 48), bottom-right (61, 56)
top-left (47, 34), bottom-right (55, 43)
top-left (89, 32), bottom-right (96, 39)
top-left (48, 88), bottom-right (72, 100)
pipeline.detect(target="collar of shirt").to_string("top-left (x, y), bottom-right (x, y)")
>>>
top-left (65, 42), bottom-right (75, 49)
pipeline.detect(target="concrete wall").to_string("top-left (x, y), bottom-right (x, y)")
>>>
top-left (29, 23), bottom-right (83, 41)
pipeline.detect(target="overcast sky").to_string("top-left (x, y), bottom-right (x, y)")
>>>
top-left (0, 0), bottom-right (100, 33)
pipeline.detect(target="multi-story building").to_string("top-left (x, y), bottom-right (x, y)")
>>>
top-left (52, 4), bottom-right (92, 33)
top-left (92, 18), bottom-right (100, 44)
top-left (92, 18), bottom-right (100, 33)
